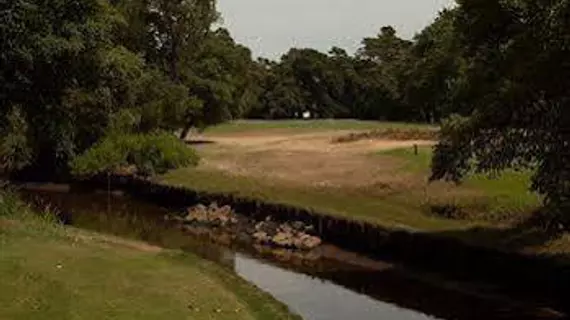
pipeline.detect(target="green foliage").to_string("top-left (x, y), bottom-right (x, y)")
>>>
top-left (181, 28), bottom-right (261, 130)
top-left (71, 132), bottom-right (199, 177)
top-left (0, 107), bottom-right (32, 173)
top-left (431, 0), bottom-right (570, 225)
top-left (248, 21), bottom-right (460, 122)
top-left (403, 9), bottom-right (465, 122)
top-left (0, 0), bottom-right (241, 177)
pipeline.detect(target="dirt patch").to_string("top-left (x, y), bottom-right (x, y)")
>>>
top-left (190, 131), bottom-right (434, 189)
top-left (333, 128), bottom-right (440, 143)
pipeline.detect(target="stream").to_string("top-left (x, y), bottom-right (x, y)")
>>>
top-left (18, 184), bottom-right (566, 320)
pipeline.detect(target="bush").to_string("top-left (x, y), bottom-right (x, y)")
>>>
top-left (71, 132), bottom-right (200, 177)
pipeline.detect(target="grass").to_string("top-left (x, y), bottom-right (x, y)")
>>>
top-left (203, 119), bottom-right (436, 135)
top-left (0, 191), bottom-right (298, 320)
top-left (159, 168), bottom-right (470, 231)
top-left (158, 164), bottom-right (570, 258)
top-left (377, 146), bottom-right (541, 217)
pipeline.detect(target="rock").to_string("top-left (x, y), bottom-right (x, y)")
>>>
top-left (208, 202), bottom-right (219, 210)
top-left (184, 213), bottom-right (196, 222)
top-left (255, 221), bottom-right (279, 234)
top-left (272, 248), bottom-right (293, 261)
top-left (252, 231), bottom-right (270, 243)
top-left (291, 221), bottom-right (306, 231)
top-left (192, 204), bottom-right (208, 214)
top-left (301, 235), bottom-right (322, 250)
top-left (293, 237), bottom-right (305, 249)
top-left (219, 205), bottom-right (232, 215)
top-left (272, 232), bottom-right (294, 248)
top-left (217, 214), bottom-right (229, 226)
top-left (279, 223), bottom-right (294, 234)
top-left (182, 203), bottom-right (239, 228)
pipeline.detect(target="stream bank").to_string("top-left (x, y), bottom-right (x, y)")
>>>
top-left (79, 174), bottom-right (570, 312)
top-left (16, 180), bottom-right (568, 320)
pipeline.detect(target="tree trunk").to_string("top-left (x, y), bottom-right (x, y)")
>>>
top-left (179, 126), bottom-right (191, 140)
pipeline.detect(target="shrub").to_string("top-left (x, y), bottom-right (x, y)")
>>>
top-left (70, 132), bottom-right (199, 177)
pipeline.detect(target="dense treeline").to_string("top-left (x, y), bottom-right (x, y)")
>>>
top-left (247, 11), bottom-right (462, 123)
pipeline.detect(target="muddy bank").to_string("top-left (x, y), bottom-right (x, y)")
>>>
top-left (72, 175), bottom-right (570, 312)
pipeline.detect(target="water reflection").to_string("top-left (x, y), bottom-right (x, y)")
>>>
top-left (235, 253), bottom-right (438, 320)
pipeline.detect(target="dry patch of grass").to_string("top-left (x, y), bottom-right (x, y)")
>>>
top-left (192, 131), bottom-right (432, 189)
top-left (182, 129), bottom-right (540, 226)
top-left (333, 127), bottom-right (439, 143)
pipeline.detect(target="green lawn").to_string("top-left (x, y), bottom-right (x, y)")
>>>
top-left (377, 146), bottom-right (541, 217)
top-left (0, 192), bottom-right (298, 320)
top-left (203, 119), bottom-right (437, 135)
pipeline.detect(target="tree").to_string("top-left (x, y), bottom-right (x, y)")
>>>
top-left (281, 48), bottom-right (349, 118)
top-left (403, 9), bottom-right (464, 123)
top-left (1, 0), bottom-right (123, 177)
top-left (356, 26), bottom-right (414, 120)
top-left (430, 0), bottom-right (570, 226)
top-left (0, 0), bottom-right (199, 179)
top-left (125, 0), bottom-right (219, 82)
top-left (358, 26), bottom-right (413, 65)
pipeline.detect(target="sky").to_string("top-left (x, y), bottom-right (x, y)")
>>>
top-left (217, 0), bottom-right (456, 60)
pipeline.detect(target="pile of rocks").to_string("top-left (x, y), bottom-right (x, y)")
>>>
top-left (251, 218), bottom-right (322, 251)
top-left (182, 203), bottom-right (239, 227)
top-left (169, 203), bottom-right (323, 251)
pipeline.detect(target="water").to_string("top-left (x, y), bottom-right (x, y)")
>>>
top-left (235, 253), bottom-right (438, 320)
top-left (18, 185), bottom-right (566, 320)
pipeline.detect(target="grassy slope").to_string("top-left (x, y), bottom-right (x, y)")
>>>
top-left (160, 168), bottom-right (467, 231)
top-left (204, 119), bottom-right (436, 135)
top-left (0, 194), bottom-right (298, 320)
